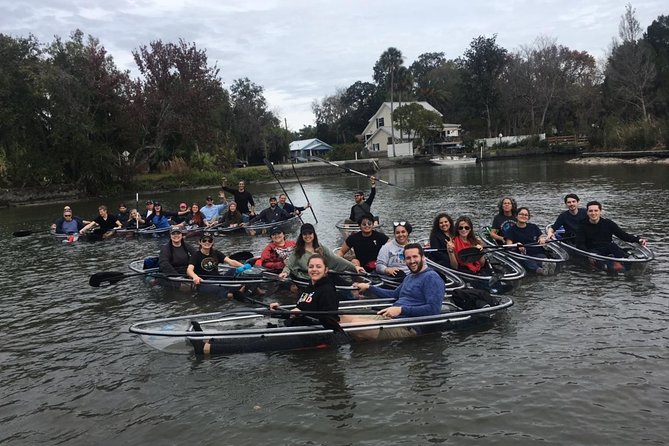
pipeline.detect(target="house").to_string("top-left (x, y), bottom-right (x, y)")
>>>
top-left (361, 101), bottom-right (461, 157)
top-left (289, 138), bottom-right (333, 160)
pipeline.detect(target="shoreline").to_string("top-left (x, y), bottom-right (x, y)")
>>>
top-left (3, 151), bottom-right (668, 207)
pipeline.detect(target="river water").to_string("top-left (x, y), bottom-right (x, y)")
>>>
top-left (1, 158), bottom-right (668, 445)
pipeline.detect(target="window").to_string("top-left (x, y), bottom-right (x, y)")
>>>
top-left (372, 143), bottom-right (380, 151)
top-left (376, 117), bottom-right (384, 128)
top-left (387, 137), bottom-right (393, 144)
top-left (365, 133), bottom-right (372, 142)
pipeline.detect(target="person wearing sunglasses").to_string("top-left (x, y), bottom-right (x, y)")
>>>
top-left (448, 216), bottom-right (489, 274)
top-left (187, 234), bottom-right (244, 285)
top-left (427, 213), bottom-right (456, 267)
top-left (52, 209), bottom-right (85, 234)
top-left (346, 176), bottom-right (377, 224)
top-left (159, 227), bottom-right (197, 276)
top-left (490, 197), bottom-right (518, 244)
top-left (376, 221), bottom-right (412, 278)
top-left (338, 213), bottom-right (389, 272)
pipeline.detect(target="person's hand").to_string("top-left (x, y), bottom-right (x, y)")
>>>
top-left (538, 236), bottom-right (547, 245)
top-left (355, 266), bottom-right (366, 274)
top-left (305, 203), bottom-right (311, 209)
top-left (377, 306), bottom-right (401, 318)
top-left (447, 241), bottom-right (455, 253)
top-left (353, 282), bottom-right (370, 293)
top-left (370, 176), bottom-right (376, 186)
top-left (278, 272), bottom-right (289, 280)
top-left (192, 275), bottom-right (202, 285)
top-left (639, 238), bottom-right (648, 247)
top-left (385, 267), bottom-right (399, 276)
top-left (269, 302), bottom-right (280, 311)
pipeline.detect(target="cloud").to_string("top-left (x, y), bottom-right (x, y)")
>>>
top-left (1, 0), bottom-right (666, 129)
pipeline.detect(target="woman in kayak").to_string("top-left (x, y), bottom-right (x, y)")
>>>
top-left (270, 254), bottom-right (340, 328)
top-left (428, 213), bottom-right (456, 267)
top-left (448, 216), bottom-right (490, 274)
top-left (504, 207), bottom-right (551, 275)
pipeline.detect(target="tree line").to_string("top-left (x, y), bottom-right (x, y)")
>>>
top-left (1, 5), bottom-right (667, 195)
top-left (0, 31), bottom-right (286, 194)
top-left (311, 6), bottom-right (668, 153)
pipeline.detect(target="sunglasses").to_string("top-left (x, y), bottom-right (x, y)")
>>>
top-left (360, 221), bottom-right (373, 227)
top-left (458, 226), bottom-right (471, 231)
top-left (201, 238), bottom-right (213, 243)
top-left (393, 221), bottom-right (407, 227)
top-left (64, 214), bottom-right (73, 217)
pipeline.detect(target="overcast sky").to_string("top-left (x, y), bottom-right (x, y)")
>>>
top-left (1, 0), bottom-right (665, 130)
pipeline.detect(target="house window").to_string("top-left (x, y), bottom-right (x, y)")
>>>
top-left (387, 137), bottom-right (393, 144)
top-left (365, 133), bottom-right (372, 142)
top-left (372, 143), bottom-right (380, 151)
top-left (376, 117), bottom-right (384, 128)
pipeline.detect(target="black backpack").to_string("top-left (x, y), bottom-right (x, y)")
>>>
top-left (451, 288), bottom-right (500, 310)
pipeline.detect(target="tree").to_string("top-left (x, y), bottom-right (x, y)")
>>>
top-left (132, 39), bottom-right (229, 167)
top-left (373, 47), bottom-right (405, 156)
top-left (230, 77), bottom-right (282, 163)
top-left (644, 15), bottom-right (669, 115)
top-left (604, 4), bottom-right (656, 122)
top-left (393, 103), bottom-right (442, 152)
top-left (459, 35), bottom-right (508, 137)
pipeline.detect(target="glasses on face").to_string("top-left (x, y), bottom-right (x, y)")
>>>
top-left (458, 226), bottom-right (471, 231)
top-left (360, 221), bottom-right (373, 227)
top-left (201, 238), bottom-right (213, 244)
top-left (393, 221), bottom-right (406, 227)
top-left (64, 214), bottom-right (72, 218)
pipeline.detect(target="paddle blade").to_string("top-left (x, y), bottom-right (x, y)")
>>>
top-left (13, 230), bottom-right (34, 237)
top-left (458, 247), bottom-right (485, 263)
top-left (89, 271), bottom-right (126, 287)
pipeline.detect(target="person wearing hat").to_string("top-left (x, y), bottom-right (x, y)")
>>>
top-left (347, 176), bottom-right (377, 224)
top-left (187, 234), bottom-right (244, 285)
top-left (279, 223), bottom-right (364, 282)
top-left (338, 213), bottom-right (389, 272)
top-left (201, 195), bottom-right (227, 227)
top-left (248, 197), bottom-right (290, 226)
top-left (260, 227), bottom-right (297, 272)
top-left (221, 178), bottom-right (256, 222)
top-left (376, 220), bottom-right (413, 278)
top-left (144, 200), bottom-right (155, 219)
top-left (159, 227), bottom-right (197, 276)
top-left (220, 201), bottom-right (243, 229)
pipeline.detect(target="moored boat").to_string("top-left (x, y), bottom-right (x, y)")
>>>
top-left (128, 295), bottom-right (514, 355)
top-left (429, 155), bottom-right (477, 166)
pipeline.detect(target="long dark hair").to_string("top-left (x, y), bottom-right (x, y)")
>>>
top-left (295, 229), bottom-right (321, 257)
top-left (455, 216), bottom-right (479, 245)
top-left (497, 197), bottom-right (518, 216)
top-left (189, 203), bottom-right (204, 226)
top-left (430, 212), bottom-right (454, 240)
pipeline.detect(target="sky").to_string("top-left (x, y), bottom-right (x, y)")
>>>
top-left (1, 0), bottom-right (666, 130)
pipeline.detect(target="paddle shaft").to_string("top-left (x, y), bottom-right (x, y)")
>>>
top-left (309, 156), bottom-right (405, 190)
top-left (291, 160), bottom-right (318, 223)
top-left (263, 158), bottom-right (304, 224)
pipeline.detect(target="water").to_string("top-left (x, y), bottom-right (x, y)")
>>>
top-left (1, 158), bottom-right (668, 445)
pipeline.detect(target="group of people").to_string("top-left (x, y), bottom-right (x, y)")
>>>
top-left (52, 178), bottom-right (311, 236)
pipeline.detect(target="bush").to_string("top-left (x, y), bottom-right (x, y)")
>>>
top-left (158, 157), bottom-right (190, 175)
top-left (328, 143), bottom-right (363, 160)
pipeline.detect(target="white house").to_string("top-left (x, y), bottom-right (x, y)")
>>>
top-left (361, 101), bottom-right (461, 157)
top-left (289, 138), bottom-right (333, 159)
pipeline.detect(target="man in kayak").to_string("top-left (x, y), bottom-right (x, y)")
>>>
top-left (337, 213), bottom-right (388, 272)
top-left (346, 176), bottom-right (377, 224)
top-left (576, 201), bottom-right (648, 272)
top-left (201, 195), bottom-right (227, 226)
top-left (249, 197), bottom-right (290, 225)
top-left (277, 193), bottom-right (310, 216)
top-left (342, 243), bottom-right (444, 340)
top-left (79, 205), bottom-right (123, 238)
top-left (52, 208), bottom-right (86, 234)
top-left (221, 178), bottom-right (256, 222)
top-left (546, 193), bottom-right (587, 240)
